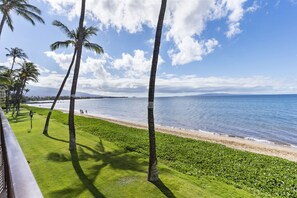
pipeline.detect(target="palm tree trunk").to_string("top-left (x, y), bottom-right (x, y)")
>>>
top-left (0, 14), bottom-right (6, 38)
top-left (7, 57), bottom-right (16, 113)
top-left (69, 0), bottom-right (86, 151)
top-left (147, 0), bottom-right (167, 182)
top-left (43, 49), bottom-right (77, 135)
top-left (10, 57), bottom-right (16, 73)
top-left (16, 81), bottom-right (26, 116)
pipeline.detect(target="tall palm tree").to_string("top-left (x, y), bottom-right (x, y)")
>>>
top-left (147, 0), bottom-right (167, 182)
top-left (68, 0), bottom-right (91, 150)
top-left (0, 0), bottom-right (44, 38)
top-left (6, 47), bottom-right (28, 73)
top-left (43, 20), bottom-right (103, 135)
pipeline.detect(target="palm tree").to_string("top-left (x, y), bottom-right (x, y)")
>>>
top-left (147, 0), bottom-right (167, 182)
top-left (67, 0), bottom-right (104, 151)
top-left (5, 47), bottom-right (28, 111)
top-left (43, 20), bottom-right (103, 135)
top-left (68, 0), bottom-right (86, 151)
top-left (13, 62), bottom-right (39, 115)
top-left (0, 66), bottom-right (9, 111)
top-left (6, 47), bottom-right (28, 73)
top-left (0, 0), bottom-right (44, 38)
top-left (0, 66), bottom-right (10, 113)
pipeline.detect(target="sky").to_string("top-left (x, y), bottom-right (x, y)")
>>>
top-left (1, 0), bottom-right (297, 97)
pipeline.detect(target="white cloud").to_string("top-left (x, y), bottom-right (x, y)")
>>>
top-left (42, 0), bottom-right (254, 65)
top-left (33, 70), bottom-right (297, 97)
top-left (225, 0), bottom-right (247, 38)
top-left (40, 51), bottom-right (297, 96)
top-left (36, 64), bottom-right (50, 74)
top-left (246, 1), bottom-right (260, 13)
top-left (42, 0), bottom-right (161, 32)
top-left (113, 50), bottom-right (150, 77)
top-left (80, 55), bottom-right (111, 79)
top-left (113, 49), bottom-right (164, 77)
top-left (168, 37), bottom-right (218, 65)
top-left (44, 51), bottom-right (74, 71)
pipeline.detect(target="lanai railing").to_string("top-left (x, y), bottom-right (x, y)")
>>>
top-left (0, 110), bottom-right (43, 198)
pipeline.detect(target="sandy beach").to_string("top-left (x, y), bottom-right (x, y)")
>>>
top-left (69, 111), bottom-right (297, 163)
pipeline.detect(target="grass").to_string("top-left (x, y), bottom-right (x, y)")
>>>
top-left (24, 106), bottom-right (297, 197)
top-left (6, 108), bottom-right (261, 198)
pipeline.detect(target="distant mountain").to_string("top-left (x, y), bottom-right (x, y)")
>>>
top-left (26, 86), bottom-right (99, 97)
top-left (197, 93), bottom-right (234, 97)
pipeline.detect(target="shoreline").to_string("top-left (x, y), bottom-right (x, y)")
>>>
top-left (29, 105), bottom-right (297, 162)
top-left (75, 111), bottom-right (297, 162)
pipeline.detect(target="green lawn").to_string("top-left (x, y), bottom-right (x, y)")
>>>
top-left (6, 109), bottom-right (260, 198)
top-left (10, 106), bottom-right (297, 198)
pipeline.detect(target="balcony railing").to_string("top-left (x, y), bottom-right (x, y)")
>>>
top-left (0, 109), bottom-right (43, 198)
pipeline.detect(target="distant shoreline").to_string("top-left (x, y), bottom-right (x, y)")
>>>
top-left (26, 96), bottom-right (128, 104)
top-left (42, 106), bottom-right (297, 163)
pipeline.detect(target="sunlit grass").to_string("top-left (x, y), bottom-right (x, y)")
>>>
top-left (7, 108), bottom-right (258, 198)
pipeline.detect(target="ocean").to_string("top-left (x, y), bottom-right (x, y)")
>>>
top-left (29, 95), bottom-right (297, 146)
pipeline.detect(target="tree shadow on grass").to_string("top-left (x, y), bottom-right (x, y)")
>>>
top-left (46, 135), bottom-right (146, 197)
top-left (6, 112), bottom-right (29, 123)
top-left (70, 149), bottom-right (106, 198)
top-left (152, 179), bottom-right (176, 198)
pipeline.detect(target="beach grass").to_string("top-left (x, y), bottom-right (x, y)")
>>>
top-left (8, 106), bottom-right (297, 197)
top-left (6, 108), bottom-right (259, 198)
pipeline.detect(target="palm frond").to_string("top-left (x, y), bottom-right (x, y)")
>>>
top-left (5, 47), bottom-right (28, 59)
top-left (16, 8), bottom-right (45, 25)
top-left (22, 3), bottom-right (42, 15)
top-left (50, 40), bottom-right (75, 51)
top-left (5, 14), bottom-right (13, 31)
top-left (83, 42), bottom-right (104, 54)
top-left (0, 75), bottom-right (10, 85)
top-left (52, 20), bottom-right (75, 39)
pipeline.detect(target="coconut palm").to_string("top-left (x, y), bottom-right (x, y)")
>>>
top-left (43, 20), bottom-right (103, 135)
top-left (147, 0), bottom-right (167, 182)
top-left (5, 47), bottom-right (28, 111)
top-left (68, 0), bottom-right (86, 151)
top-left (6, 47), bottom-right (28, 73)
top-left (13, 62), bottom-right (39, 115)
top-left (0, 0), bottom-right (44, 38)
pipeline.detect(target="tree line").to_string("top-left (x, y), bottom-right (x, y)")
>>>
top-left (0, 0), bottom-right (167, 183)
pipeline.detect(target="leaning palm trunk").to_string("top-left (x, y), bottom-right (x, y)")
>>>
top-left (147, 0), bottom-right (167, 182)
top-left (69, 0), bottom-right (86, 151)
top-left (43, 50), bottom-right (77, 135)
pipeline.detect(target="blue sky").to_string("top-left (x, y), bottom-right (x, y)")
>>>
top-left (1, 0), bottom-right (297, 96)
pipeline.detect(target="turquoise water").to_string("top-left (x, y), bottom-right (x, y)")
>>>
top-left (31, 95), bottom-right (297, 146)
